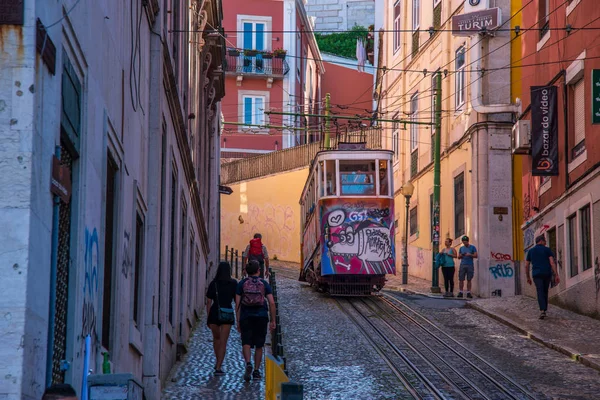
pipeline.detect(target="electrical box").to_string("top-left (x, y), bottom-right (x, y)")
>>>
top-left (88, 373), bottom-right (143, 400)
top-left (512, 120), bottom-right (531, 154)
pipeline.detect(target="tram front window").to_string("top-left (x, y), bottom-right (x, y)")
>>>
top-left (339, 160), bottom-right (376, 196)
top-left (326, 160), bottom-right (336, 196)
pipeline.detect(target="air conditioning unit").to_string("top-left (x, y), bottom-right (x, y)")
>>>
top-left (464, 0), bottom-right (490, 13)
top-left (512, 120), bottom-right (531, 155)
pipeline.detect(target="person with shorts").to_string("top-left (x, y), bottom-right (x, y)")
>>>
top-left (235, 260), bottom-right (276, 382)
top-left (457, 235), bottom-right (477, 298)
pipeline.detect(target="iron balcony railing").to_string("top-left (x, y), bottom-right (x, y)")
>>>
top-left (224, 49), bottom-right (290, 77)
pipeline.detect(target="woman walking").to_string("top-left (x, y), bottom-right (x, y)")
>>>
top-left (206, 261), bottom-right (238, 375)
top-left (440, 238), bottom-right (457, 297)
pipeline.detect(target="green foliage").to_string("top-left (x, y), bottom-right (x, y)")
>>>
top-left (315, 25), bottom-right (368, 59)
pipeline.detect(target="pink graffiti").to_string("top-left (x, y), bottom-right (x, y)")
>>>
top-left (491, 251), bottom-right (512, 261)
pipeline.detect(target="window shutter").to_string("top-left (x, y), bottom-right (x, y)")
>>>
top-left (255, 97), bottom-right (264, 125)
top-left (573, 79), bottom-right (585, 147)
top-left (244, 97), bottom-right (252, 124)
top-left (243, 23), bottom-right (252, 49)
top-left (256, 23), bottom-right (264, 51)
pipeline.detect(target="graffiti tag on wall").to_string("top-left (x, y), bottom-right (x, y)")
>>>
top-left (321, 199), bottom-right (395, 275)
top-left (491, 252), bottom-right (512, 261)
top-left (83, 227), bottom-right (99, 339)
top-left (489, 262), bottom-right (514, 279)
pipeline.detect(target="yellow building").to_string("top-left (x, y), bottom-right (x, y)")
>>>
top-left (380, 0), bottom-right (520, 297)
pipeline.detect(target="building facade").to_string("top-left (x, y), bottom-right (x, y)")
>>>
top-left (516, 0), bottom-right (600, 315)
top-left (220, 0), bottom-right (323, 160)
top-left (380, 0), bottom-right (518, 297)
top-left (306, 0), bottom-right (375, 32)
top-left (0, 1), bottom-right (224, 399)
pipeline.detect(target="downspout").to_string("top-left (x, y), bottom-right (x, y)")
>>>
top-left (46, 146), bottom-right (61, 388)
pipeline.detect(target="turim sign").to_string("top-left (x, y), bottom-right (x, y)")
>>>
top-left (452, 8), bottom-right (502, 36)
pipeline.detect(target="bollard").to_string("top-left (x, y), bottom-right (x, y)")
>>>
top-left (224, 245), bottom-right (228, 261)
top-left (230, 248), bottom-right (234, 271)
top-left (235, 250), bottom-right (239, 279)
top-left (281, 382), bottom-right (303, 399)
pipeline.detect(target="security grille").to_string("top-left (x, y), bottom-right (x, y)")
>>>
top-left (52, 144), bottom-right (74, 384)
top-left (433, 3), bottom-right (442, 30)
top-left (411, 150), bottom-right (418, 177)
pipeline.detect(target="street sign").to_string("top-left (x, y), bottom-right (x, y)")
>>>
top-left (50, 156), bottom-right (72, 204)
top-left (592, 69), bottom-right (600, 124)
top-left (0, 0), bottom-right (24, 25)
top-left (219, 185), bottom-right (233, 195)
top-left (452, 8), bottom-right (502, 36)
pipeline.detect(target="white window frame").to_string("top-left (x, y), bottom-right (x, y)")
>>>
top-left (236, 15), bottom-right (272, 51)
top-left (392, 121), bottom-right (400, 164)
top-left (433, 0), bottom-right (441, 7)
top-left (455, 46), bottom-right (466, 111)
top-left (563, 195), bottom-right (595, 286)
top-left (238, 90), bottom-right (270, 132)
top-left (393, 1), bottom-right (401, 54)
top-left (412, 0), bottom-right (420, 31)
top-left (410, 92), bottom-right (419, 152)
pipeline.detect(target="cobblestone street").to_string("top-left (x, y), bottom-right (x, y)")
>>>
top-left (162, 265), bottom-right (600, 399)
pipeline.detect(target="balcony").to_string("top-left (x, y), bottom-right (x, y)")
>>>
top-left (224, 49), bottom-right (290, 79)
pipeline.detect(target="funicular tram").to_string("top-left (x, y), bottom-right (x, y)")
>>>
top-left (299, 138), bottom-right (396, 296)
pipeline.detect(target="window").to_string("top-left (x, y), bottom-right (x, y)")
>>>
top-left (379, 160), bottom-right (390, 196)
top-left (567, 214), bottom-right (578, 277)
top-left (179, 196), bottom-right (187, 336)
top-left (539, 0), bottom-right (550, 39)
top-left (102, 154), bottom-right (119, 350)
top-left (455, 46), bottom-right (466, 110)
top-left (410, 93), bottom-right (418, 177)
top-left (243, 96), bottom-right (265, 126)
top-left (392, 121), bottom-right (400, 162)
top-left (133, 213), bottom-right (144, 326)
top-left (412, 0), bottom-right (420, 30)
top-left (319, 162), bottom-right (325, 198)
top-left (325, 160), bottom-right (337, 196)
top-left (188, 235), bottom-right (194, 308)
top-left (433, 0), bottom-right (442, 30)
top-left (393, 1), bottom-right (401, 53)
top-left (546, 227), bottom-right (557, 258)
top-left (243, 22), bottom-right (265, 50)
top-left (580, 205), bottom-right (592, 271)
top-left (168, 171), bottom-right (177, 325)
top-left (410, 206), bottom-right (418, 236)
top-left (572, 78), bottom-right (585, 158)
top-left (339, 160), bottom-right (376, 196)
top-left (454, 172), bottom-right (465, 238)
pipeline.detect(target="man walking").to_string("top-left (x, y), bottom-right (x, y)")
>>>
top-left (243, 233), bottom-right (270, 279)
top-left (236, 260), bottom-right (276, 382)
top-left (526, 235), bottom-right (559, 319)
top-left (457, 235), bottom-right (477, 299)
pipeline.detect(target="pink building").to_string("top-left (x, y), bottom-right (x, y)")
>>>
top-left (220, 0), bottom-right (324, 160)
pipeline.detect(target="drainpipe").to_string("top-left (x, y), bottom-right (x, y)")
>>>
top-left (46, 146), bottom-right (61, 388)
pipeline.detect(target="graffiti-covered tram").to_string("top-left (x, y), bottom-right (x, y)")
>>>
top-left (299, 148), bottom-right (395, 295)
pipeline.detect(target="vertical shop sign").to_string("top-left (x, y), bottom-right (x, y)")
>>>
top-left (531, 86), bottom-right (559, 176)
top-left (592, 70), bottom-right (600, 124)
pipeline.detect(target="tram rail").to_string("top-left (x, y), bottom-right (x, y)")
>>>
top-left (337, 294), bottom-right (540, 400)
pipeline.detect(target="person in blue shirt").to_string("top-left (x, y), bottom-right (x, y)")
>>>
top-left (440, 238), bottom-right (458, 297)
top-left (457, 235), bottom-right (477, 298)
top-left (525, 235), bottom-right (560, 319)
top-left (235, 260), bottom-right (276, 382)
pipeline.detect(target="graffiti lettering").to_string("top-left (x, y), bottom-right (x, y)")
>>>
top-left (557, 249), bottom-right (563, 271)
top-left (491, 251), bottom-right (512, 261)
top-left (489, 263), bottom-right (514, 279)
top-left (416, 248), bottom-right (425, 268)
top-left (349, 210), bottom-right (368, 222)
top-left (83, 228), bottom-right (99, 339)
top-left (367, 208), bottom-right (390, 219)
top-left (122, 230), bottom-right (132, 278)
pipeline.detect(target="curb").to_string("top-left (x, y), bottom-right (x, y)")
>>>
top-left (466, 302), bottom-right (600, 373)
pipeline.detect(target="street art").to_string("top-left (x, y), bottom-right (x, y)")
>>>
top-left (491, 251), bottom-right (512, 261)
top-left (222, 203), bottom-right (297, 260)
top-left (595, 257), bottom-right (600, 297)
top-left (489, 262), bottom-right (514, 279)
top-left (122, 230), bottom-right (132, 278)
top-left (416, 248), bottom-right (425, 269)
top-left (321, 199), bottom-right (395, 275)
top-left (302, 214), bottom-right (319, 268)
top-left (83, 227), bottom-right (99, 339)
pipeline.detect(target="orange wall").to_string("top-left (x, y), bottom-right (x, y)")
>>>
top-left (322, 61), bottom-right (373, 108)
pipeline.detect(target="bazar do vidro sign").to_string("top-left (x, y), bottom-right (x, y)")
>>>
top-left (452, 8), bottom-right (502, 36)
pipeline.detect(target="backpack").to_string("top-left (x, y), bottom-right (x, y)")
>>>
top-left (248, 238), bottom-right (264, 262)
top-left (241, 277), bottom-right (266, 307)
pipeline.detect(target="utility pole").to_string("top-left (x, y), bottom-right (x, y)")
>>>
top-left (324, 93), bottom-right (331, 148)
top-left (431, 71), bottom-right (442, 293)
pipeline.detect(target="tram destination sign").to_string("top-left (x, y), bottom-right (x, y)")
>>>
top-left (452, 8), bottom-right (502, 36)
top-left (0, 0), bottom-right (24, 25)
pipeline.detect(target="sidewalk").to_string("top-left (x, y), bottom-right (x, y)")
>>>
top-left (384, 273), bottom-right (440, 296)
top-left (467, 296), bottom-right (600, 372)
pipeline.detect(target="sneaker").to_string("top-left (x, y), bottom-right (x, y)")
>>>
top-left (244, 363), bottom-right (253, 382)
top-left (466, 293), bottom-right (473, 299)
top-left (457, 292), bottom-right (464, 298)
top-left (539, 311), bottom-right (547, 320)
top-left (443, 292), bottom-right (450, 297)
top-left (252, 370), bottom-right (261, 380)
